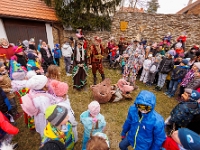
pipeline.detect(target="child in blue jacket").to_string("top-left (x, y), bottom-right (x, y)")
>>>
top-left (52, 44), bottom-right (62, 66)
top-left (80, 101), bottom-right (106, 150)
top-left (119, 90), bottom-right (166, 150)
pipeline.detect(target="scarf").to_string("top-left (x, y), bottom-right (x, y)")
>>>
top-left (76, 46), bottom-right (85, 62)
top-left (2, 45), bottom-right (9, 48)
top-left (43, 46), bottom-right (51, 58)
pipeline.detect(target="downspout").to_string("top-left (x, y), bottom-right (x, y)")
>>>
top-left (52, 23), bottom-right (61, 45)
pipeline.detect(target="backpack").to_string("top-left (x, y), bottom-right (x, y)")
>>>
top-left (21, 92), bottom-right (52, 116)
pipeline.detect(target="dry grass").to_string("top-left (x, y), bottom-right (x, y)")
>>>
top-left (13, 59), bottom-right (178, 150)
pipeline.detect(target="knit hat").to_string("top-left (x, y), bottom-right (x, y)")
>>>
top-left (178, 128), bottom-right (200, 150)
top-left (50, 80), bottom-right (69, 97)
top-left (40, 140), bottom-right (65, 150)
top-left (181, 59), bottom-right (188, 65)
top-left (168, 49), bottom-right (176, 56)
top-left (88, 101), bottom-right (100, 116)
top-left (194, 62), bottom-right (200, 70)
top-left (27, 53), bottom-right (37, 60)
top-left (22, 40), bottom-right (29, 48)
top-left (26, 75), bottom-right (48, 90)
top-left (13, 46), bottom-right (23, 54)
top-left (184, 88), bottom-right (192, 94)
top-left (55, 44), bottom-right (59, 48)
top-left (191, 90), bottom-right (200, 100)
top-left (29, 38), bottom-right (35, 43)
top-left (45, 105), bottom-right (68, 126)
top-left (26, 70), bottom-right (37, 79)
top-left (31, 66), bottom-right (39, 71)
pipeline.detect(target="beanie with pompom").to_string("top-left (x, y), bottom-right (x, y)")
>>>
top-left (50, 80), bottom-right (69, 97)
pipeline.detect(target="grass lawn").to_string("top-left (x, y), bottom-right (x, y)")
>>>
top-left (13, 59), bottom-right (178, 150)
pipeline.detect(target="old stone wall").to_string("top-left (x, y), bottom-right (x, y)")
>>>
top-left (111, 12), bottom-right (200, 49)
top-left (54, 12), bottom-right (200, 50)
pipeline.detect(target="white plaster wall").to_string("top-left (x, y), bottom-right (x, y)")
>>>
top-left (0, 18), bottom-right (7, 39)
top-left (45, 23), bottom-right (54, 50)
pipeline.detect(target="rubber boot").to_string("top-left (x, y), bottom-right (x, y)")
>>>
top-left (101, 74), bottom-right (105, 81)
top-left (93, 74), bottom-right (97, 85)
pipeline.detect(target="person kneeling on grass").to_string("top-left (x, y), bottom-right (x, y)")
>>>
top-left (41, 105), bottom-right (75, 150)
top-left (119, 90), bottom-right (166, 150)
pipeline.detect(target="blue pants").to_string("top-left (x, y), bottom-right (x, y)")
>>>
top-left (82, 133), bottom-right (90, 150)
top-left (167, 80), bottom-right (179, 97)
top-left (119, 137), bottom-right (130, 150)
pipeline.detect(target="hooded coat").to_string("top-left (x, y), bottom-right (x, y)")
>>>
top-left (121, 90), bottom-right (166, 150)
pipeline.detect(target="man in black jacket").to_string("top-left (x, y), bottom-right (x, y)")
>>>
top-left (155, 50), bottom-right (175, 91)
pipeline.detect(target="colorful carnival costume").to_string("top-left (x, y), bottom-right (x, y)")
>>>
top-left (72, 41), bottom-right (88, 89)
top-left (89, 37), bottom-right (105, 85)
top-left (123, 44), bottom-right (145, 87)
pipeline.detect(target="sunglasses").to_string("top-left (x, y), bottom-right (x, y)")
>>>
top-left (137, 104), bottom-right (151, 112)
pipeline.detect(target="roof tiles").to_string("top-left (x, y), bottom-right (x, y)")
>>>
top-left (0, 0), bottom-right (58, 21)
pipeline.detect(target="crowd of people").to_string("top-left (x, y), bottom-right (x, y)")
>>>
top-left (0, 30), bottom-right (200, 150)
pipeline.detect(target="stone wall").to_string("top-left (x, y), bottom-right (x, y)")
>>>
top-left (111, 12), bottom-right (200, 49)
top-left (54, 12), bottom-right (200, 49)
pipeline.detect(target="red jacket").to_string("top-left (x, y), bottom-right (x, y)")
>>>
top-left (0, 112), bottom-right (19, 135)
top-left (0, 45), bottom-right (15, 60)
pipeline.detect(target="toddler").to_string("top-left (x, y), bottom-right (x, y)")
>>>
top-left (140, 54), bottom-right (153, 83)
top-left (50, 80), bottom-right (78, 142)
top-left (46, 65), bottom-right (61, 95)
top-left (41, 105), bottom-right (75, 150)
top-left (80, 101), bottom-right (106, 150)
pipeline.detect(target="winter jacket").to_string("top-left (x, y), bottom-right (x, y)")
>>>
top-left (186, 76), bottom-right (200, 90)
top-left (171, 66), bottom-right (188, 82)
top-left (0, 111), bottom-right (19, 139)
top-left (27, 59), bottom-right (36, 71)
top-left (41, 122), bottom-right (75, 150)
top-left (158, 57), bottom-right (174, 74)
top-left (143, 59), bottom-right (152, 70)
top-left (40, 47), bottom-right (54, 65)
top-left (52, 48), bottom-right (62, 58)
top-left (61, 44), bottom-right (73, 57)
top-left (0, 88), bottom-right (11, 114)
top-left (80, 110), bottom-right (106, 138)
top-left (0, 73), bottom-right (15, 100)
top-left (0, 45), bottom-right (15, 60)
top-left (121, 90), bottom-right (166, 150)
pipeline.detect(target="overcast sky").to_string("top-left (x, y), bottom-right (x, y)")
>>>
top-left (123, 0), bottom-right (197, 14)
